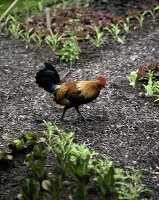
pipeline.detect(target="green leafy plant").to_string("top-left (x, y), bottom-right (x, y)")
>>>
top-left (8, 16), bottom-right (23, 38)
top-left (42, 175), bottom-right (62, 200)
top-left (144, 71), bottom-right (159, 100)
top-left (65, 16), bottom-right (83, 39)
top-left (115, 167), bottom-right (151, 200)
top-left (121, 17), bottom-right (131, 34)
top-left (135, 11), bottom-right (148, 28)
top-left (17, 178), bottom-right (40, 200)
top-left (68, 143), bottom-right (97, 199)
top-left (60, 38), bottom-right (81, 62)
top-left (19, 132), bottom-right (38, 142)
top-left (20, 28), bottom-right (34, 47)
top-left (105, 24), bottom-right (125, 44)
top-left (26, 144), bottom-right (48, 178)
top-left (0, 148), bottom-right (13, 162)
top-left (16, 122), bottom-right (151, 200)
top-left (32, 31), bottom-right (43, 47)
top-left (43, 122), bottom-right (74, 175)
top-left (45, 31), bottom-right (63, 52)
top-left (128, 70), bottom-right (138, 88)
top-left (148, 6), bottom-right (159, 19)
top-left (8, 139), bottom-right (25, 151)
top-left (93, 161), bottom-right (117, 198)
top-left (8, 132), bottom-right (38, 151)
top-left (90, 26), bottom-right (105, 48)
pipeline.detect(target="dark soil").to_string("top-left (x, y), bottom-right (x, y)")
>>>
top-left (0, 1), bottom-right (159, 200)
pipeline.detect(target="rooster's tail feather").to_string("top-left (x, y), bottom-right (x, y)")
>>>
top-left (35, 63), bottom-right (60, 93)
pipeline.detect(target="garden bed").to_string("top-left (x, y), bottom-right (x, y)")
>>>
top-left (0, 0), bottom-right (159, 199)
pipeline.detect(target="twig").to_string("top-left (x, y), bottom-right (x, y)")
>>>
top-left (61, 71), bottom-right (71, 81)
top-left (0, 0), bottom-right (20, 23)
top-left (46, 7), bottom-right (51, 31)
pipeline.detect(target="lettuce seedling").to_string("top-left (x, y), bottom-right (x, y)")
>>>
top-left (60, 38), bottom-right (81, 62)
top-left (17, 178), bottom-right (40, 200)
top-left (93, 161), bottom-right (117, 198)
top-left (68, 144), bottom-right (98, 199)
top-left (0, 148), bottom-right (13, 163)
top-left (128, 70), bottom-right (138, 88)
top-left (8, 139), bottom-right (25, 151)
top-left (26, 144), bottom-right (47, 178)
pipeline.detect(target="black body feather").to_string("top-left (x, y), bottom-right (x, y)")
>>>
top-left (35, 63), bottom-right (60, 93)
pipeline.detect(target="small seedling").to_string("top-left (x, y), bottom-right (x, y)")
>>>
top-left (144, 71), bottom-right (159, 98)
top-left (60, 38), bottom-right (81, 63)
top-left (20, 28), bottom-right (34, 47)
top-left (26, 144), bottom-right (47, 178)
top-left (105, 24), bottom-right (125, 44)
top-left (19, 132), bottom-right (38, 142)
top-left (32, 31), bottom-right (43, 47)
top-left (68, 144), bottom-right (97, 199)
top-left (8, 139), bottom-right (25, 151)
top-left (90, 26), bottom-right (105, 48)
top-left (135, 11), bottom-right (148, 28)
top-left (93, 161), bottom-right (117, 198)
top-left (115, 167), bottom-right (151, 200)
top-left (121, 17), bottom-right (131, 34)
top-left (19, 132), bottom-right (38, 147)
top-left (9, 132), bottom-right (38, 152)
top-left (17, 178), bottom-right (40, 200)
top-left (43, 122), bottom-right (75, 175)
top-left (45, 31), bottom-right (63, 52)
top-left (0, 148), bottom-right (13, 163)
top-left (128, 70), bottom-right (138, 88)
top-left (42, 175), bottom-right (62, 200)
top-left (148, 6), bottom-right (159, 19)
top-left (8, 16), bottom-right (23, 39)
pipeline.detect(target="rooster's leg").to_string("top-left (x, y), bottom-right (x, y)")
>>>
top-left (75, 106), bottom-right (87, 122)
top-left (61, 105), bottom-right (72, 121)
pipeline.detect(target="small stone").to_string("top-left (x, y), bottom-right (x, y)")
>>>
top-left (130, 55), bottom-right (138, 61)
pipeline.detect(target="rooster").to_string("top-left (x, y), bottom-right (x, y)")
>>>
top-left (35, 63), bottom-right (107, 121)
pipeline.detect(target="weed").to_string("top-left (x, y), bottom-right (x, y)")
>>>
top-left (45, 31), bottom-right (63, 52)
top-left (90, 26), bottom-right (106, 48)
